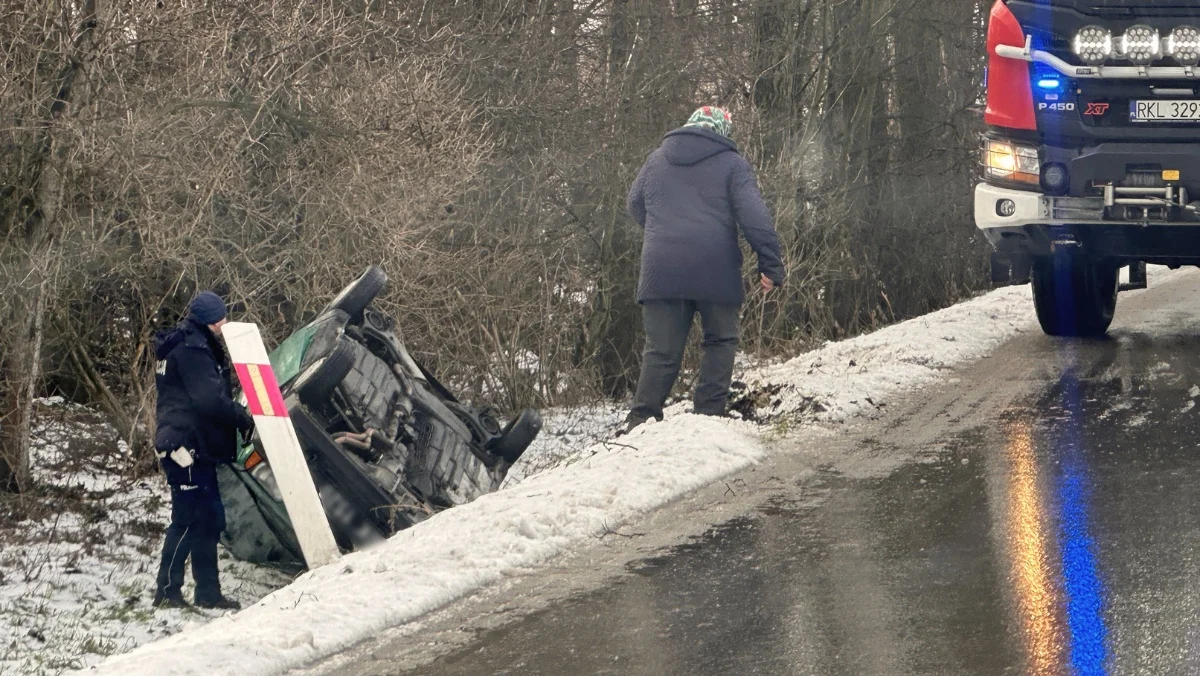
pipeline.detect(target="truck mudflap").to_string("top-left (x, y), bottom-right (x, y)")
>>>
top-left (1123, 261), bottom-right (1148, 291)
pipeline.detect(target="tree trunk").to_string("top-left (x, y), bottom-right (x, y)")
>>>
top-left (0, 0), bottom-right (101, 493)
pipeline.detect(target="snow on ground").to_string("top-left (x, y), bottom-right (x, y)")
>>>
top-left (501, 352), bottom-right (774, 489)
top-left (0, 402), bottom-right (292, 675)
top-left (500, 403), bottom-right (626, 488)
top-left (75, 277), bottom-right (1102, 676)
top-left (737, 287), bottom-right (1036, 425)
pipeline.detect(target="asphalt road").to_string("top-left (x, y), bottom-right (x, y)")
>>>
top-left (306, 271), bottom-right (1200, 676)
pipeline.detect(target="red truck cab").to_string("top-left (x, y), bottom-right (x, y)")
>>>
top-left (978, 0), bottom-right (1200, 336)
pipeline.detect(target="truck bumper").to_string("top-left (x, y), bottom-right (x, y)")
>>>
top-left (974, 183), bottom-right (1043, 232)
top-left (974, 183), bottom-right (1200, 265)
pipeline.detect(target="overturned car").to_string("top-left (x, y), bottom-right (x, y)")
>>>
top-left (218, 266), bottom-right (542, 569)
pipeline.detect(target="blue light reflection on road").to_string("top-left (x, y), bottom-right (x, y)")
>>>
top-left (1056, 366), bottom-right (1109, 675)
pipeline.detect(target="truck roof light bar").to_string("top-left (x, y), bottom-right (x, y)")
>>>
top-left (997, 36), bottom-right (1198, 79)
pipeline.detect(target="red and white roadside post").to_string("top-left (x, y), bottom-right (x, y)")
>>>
top-left (223, 322), bottom-right (341, 569)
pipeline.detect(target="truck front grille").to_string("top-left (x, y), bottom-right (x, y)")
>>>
top-left (1049, 197), bottom-right (1105, 221)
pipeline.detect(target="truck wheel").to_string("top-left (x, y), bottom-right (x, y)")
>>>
top-left (322, 266), bottom-right (387, 320)
top-left (1031, 255), bottom-right (1118, 337)
top-left (294, 338), bottom-right (357, 406)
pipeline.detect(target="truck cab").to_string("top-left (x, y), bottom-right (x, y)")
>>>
top-left (977, 0), bottom-right (1200, 336)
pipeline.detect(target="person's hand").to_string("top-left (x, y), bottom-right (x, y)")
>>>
top-left (760, 273), bottom-right (776, 293)
top-left (237, 405), bottom-right (256, 436)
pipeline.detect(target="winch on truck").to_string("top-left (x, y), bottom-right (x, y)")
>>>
top-left (977, 0), bottom-right (1200, 336)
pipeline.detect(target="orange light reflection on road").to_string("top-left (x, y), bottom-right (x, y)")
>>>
top-left (1006, 420), bottom-right (1066, 675)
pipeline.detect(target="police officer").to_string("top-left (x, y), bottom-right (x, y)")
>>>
top-left (152, 291), bottom-right (253, 610)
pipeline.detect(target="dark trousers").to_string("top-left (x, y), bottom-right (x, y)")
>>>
top-left (628, 299), bottom-right (740, 423)
top-left (155, 474), bottom-right (226, 603)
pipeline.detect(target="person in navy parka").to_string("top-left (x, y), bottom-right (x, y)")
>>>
top-left (622, 106), bottom-right (785, 432)
top-left (151, 291), bottom-right (253, 610)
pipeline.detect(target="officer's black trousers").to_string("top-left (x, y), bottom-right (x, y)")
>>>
top-left (155, 472), bottom-right (226, 603)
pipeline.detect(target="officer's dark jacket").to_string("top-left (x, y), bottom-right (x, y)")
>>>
top-left (154, 316), bottom-right (251, 476)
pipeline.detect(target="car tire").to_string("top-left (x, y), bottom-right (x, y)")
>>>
top-left (294, 338), bottom-right (357, 407)
top-left (491, 409), bottom-right (543, 464)
top-left (1031, 254), bottom-right (1118, 338)
top-left (322, 266), bottom-right (387, 320)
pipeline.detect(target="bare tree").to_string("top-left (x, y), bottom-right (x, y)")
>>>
top-left (1, 0), bottom-right (105, 491)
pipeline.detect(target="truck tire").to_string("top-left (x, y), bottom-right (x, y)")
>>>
top-left (293, 338), bottom-right (356, 407)
top-left (322, 266), bottom-right (387, 320)
top-left (1031, 255), bottom-right (1118, 338)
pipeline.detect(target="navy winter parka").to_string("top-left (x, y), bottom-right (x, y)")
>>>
top-left (627, 126), bottom-right (786, 305)
top-left (153, 316), bottom-right (252, 481)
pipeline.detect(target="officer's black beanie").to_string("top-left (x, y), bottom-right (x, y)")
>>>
top-left (188, 291), bottom-right (228, 325)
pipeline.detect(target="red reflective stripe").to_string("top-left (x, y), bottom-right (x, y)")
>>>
top-left (235, 363), bottom-right (266, 416)
top-left (258, 365), bottom-right (289, 418)
top-left (234, 362), bottom-right (289, 418)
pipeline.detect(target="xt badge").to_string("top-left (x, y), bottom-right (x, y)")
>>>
top-left (1084, 102), bottom-right (1110, 116)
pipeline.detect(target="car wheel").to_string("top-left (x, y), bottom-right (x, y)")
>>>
top-left (1031, 254), bottom-right (1118, 338)
top-left (490, 409), bottom-right (543, 464)
top-left (322, 266), bottom-right (387, 320)
top-left (294, 338), bottom-right (357, 407)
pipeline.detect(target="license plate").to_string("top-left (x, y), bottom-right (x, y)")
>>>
top-left (1130, 100), bottom-right (1200, 122)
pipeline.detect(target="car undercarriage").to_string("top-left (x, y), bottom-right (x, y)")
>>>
top-left (218, 266), bottom-right (542, 569)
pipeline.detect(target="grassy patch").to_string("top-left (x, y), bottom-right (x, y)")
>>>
top-left (101, 600), bottom-right (153, 624)
top-left (78, 634), bottom-right (119, 657)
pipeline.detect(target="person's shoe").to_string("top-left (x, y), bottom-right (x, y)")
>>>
top-left (151, 593), bottom-right (190, 610)
top-left (615, 417), bottom-right (647, 437)
top-left (195, 595), bottom-right (241, 611)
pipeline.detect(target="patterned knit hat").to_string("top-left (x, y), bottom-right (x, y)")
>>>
top-left (683, 106), bottom-right (732, 138)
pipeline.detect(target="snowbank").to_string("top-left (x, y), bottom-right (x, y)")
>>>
top-left (80, 274), bottom-right (1186, 675)
top-left (743, 285), bottom-right (1035, 423)
top-left (736, 264), bottom-right (1183, 425)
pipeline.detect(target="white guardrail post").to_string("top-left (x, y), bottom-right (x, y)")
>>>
top-left (223, 321), bottom-right (341, 569)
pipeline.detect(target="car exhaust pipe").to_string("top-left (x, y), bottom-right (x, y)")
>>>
top-left (333, 429), bottom-right (376, 452)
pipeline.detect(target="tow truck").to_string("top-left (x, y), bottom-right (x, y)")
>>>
top-left (978, 0), bottom-right (1200, 336)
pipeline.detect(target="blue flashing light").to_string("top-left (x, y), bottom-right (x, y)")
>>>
top-left (1038, 78), bottom-right (1062, 90)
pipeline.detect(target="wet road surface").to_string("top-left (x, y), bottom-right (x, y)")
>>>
top-left (311, 273), bottom-right (1200, 676)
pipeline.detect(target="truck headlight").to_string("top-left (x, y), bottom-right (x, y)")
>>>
top-left (1074, 26), bottom-right (1113, 65)
top-left (983, 139), bottom-right (1040, 186)
top-left (1120, 25), bottom-right (1161, 65)
top-left (1168, 26), bottom-right (1200, 66)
